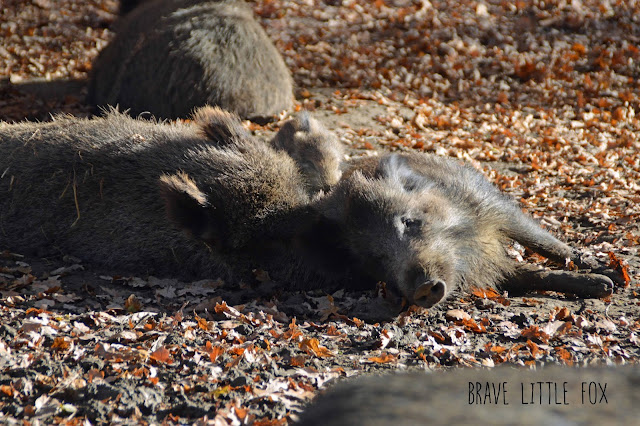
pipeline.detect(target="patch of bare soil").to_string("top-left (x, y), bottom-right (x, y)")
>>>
top-left (1, 0), bottom-right (639, 424)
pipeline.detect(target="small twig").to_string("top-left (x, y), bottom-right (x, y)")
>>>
top-left (71, 168), bottom-right (81, 227)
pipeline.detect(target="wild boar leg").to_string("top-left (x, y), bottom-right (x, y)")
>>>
top-left (501, 212), bottom-right (623, 284)
top-left (504, 264), bottom-right (614, 298)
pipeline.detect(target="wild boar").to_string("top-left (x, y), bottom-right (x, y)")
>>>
top-left (88, 0), bottom-right (293, 120)
top-left (0, 107), bottom-right (308, 280)
top-left (296, 366), bottom-right (639, 426)
top-left (0, 110), bottom-right (615, 309)
top-left (301, 153), bottom-right (614, 307)
top-left (271, 113), bottom-right (344, 196)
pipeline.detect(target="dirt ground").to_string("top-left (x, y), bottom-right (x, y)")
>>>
top-left (1, 0), bottom-right (639, 424)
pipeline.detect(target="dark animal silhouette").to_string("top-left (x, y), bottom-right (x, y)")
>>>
top-left (296, 367), bottom-right (638, 426)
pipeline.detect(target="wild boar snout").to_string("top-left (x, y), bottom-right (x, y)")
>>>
top-left (412, 279), bottom-right (447, 308)
top-left (404, 266), bottom-right (448, 307)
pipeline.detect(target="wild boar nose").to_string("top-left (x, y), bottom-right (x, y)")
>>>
top-left (413, 279), bottom-right (447, 308)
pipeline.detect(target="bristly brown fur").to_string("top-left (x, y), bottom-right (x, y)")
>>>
top-left (308, 152), bottom-right (613, 307)
top-left (0, 107), bottom-right (307, 280)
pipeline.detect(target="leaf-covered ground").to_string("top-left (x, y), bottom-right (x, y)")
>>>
top-left (1, 0), bottom-right (639, 424)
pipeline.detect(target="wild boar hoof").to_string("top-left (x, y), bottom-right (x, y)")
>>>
top-left (583, 274), bottom-right (615, 298)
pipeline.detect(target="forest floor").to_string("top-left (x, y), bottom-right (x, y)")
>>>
top-left (1, 0), bottom-right (639, 424)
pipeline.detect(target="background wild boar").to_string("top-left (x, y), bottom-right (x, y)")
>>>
top-left (271, 113), bottom-right (344, 197)
top-left (88, 0), bottom-right (293, 120)
top-left (296, 366), bottom-right (639, 426)
top-left (0, 107), bottom-right (308, 280)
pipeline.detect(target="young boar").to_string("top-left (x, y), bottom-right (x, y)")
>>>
top-left (271, 113), bottom-right (344, 196)
top-left (88, 0), bottom-right (293, 120)
top-left (0, 107), bottom-right (308, 280)
top-left (303, 153), bottom-right (614, 308)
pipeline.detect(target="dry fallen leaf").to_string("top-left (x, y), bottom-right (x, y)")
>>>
top-left (204, 341), bottom-right (224, 363)
top-left (470, 287), bottom-right (511, 306)
top-left (299, 338), bottom-right (334, 358)
top-left (520, 326), bottom-right (550, 343)
top-left (150, 346), bottom-right (173, 364)
top-left (0, 385), bottom-right (13, 397)
top-left (367, 353), bottom-right (398, 364)
top-left (460, 318), bottom-right (486, 333)
top-left (608, 251), bottom-right (631, 287)
top-left (124, 294), bottom-right (142, 313)
top-left (553, 307), bottom-right (572, 321)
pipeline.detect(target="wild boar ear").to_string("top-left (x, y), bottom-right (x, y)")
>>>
top-left (296, 112), bottom-right (325, 134)
top-left (192, 106), bottom-right (249, 146)
top-left (378, 154), bottom-right (429, 192)
top-left (159, 173), bottom-right (218, 242)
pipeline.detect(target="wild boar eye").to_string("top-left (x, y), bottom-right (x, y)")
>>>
top-left (401, 217), bottom-right (422, 230)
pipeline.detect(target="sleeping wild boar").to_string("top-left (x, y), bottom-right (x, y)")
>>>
top-left (0, 110), bottom-right (615, 309)
top-left (0, 107), bottom-right (307, 280)
top-left (299, 153), bottom-right (615, 307)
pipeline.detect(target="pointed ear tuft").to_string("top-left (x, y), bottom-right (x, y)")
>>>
top-left (192, 106), bottom-right (248, 146)
top-left (377, 154), bottom-right (429, 192)
top-left (295, 112), bottom-right (312, 132)
top-left (159, 173), bottom-right (217, 241)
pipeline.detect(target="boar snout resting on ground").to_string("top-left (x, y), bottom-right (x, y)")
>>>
top-left (271, 113), bottom-right (344, 197)
top-left (88, 0), bottom-right (293, 120)
top-left (0, 107), bottom-right (308, 280)
top-left (307, 153), bottom-right (615, 308)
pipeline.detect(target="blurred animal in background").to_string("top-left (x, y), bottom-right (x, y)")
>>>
top-left (89, 0), bottom-right (293, 120)
top-left (296, 367), bottom-right (638, 425)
